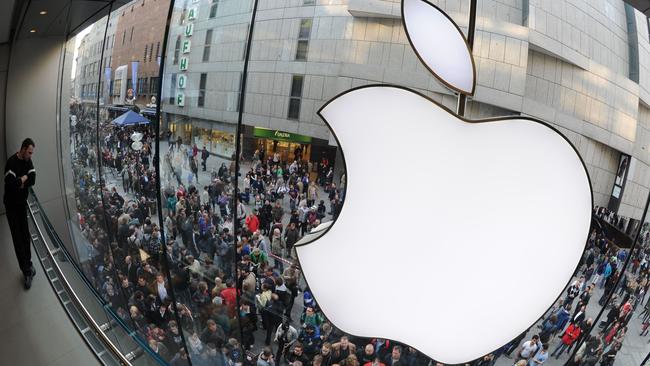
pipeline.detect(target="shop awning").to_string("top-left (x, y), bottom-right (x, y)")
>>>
top-left (111, 110), bottom-right (150, 126)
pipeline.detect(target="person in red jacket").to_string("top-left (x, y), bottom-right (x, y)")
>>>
top-left (220, 278), bottom-right (238, 317)
top-left (245, 210), bottom-right (260, 233)
top-left (551, 322), bottom-right (581, 359)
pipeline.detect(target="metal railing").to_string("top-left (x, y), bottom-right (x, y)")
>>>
top-left (26, 190), bottom-right (169, 366)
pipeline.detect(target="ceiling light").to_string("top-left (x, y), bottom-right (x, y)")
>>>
top-left (29, 29), bottom-right (36, 33)
top-left (39, 10), bottom-right (47, 15)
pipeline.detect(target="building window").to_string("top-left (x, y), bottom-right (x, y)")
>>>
top-left (203, 29), bottom-right (213, 62)
top-left (138, 77), bottom-right (148, 95)
top-left (122, 30), bottom-right (126, 45)
top-left (144, 44), bottom-right (148, 62)
top-left (198, 73), bottom-right (207, 107)
top-left (130, 26), bottom-right (134, 42)
top-left (298, 18), bottom-right (312, 39)
top-left (113, 79), bottom-right (122, 96)
top-left (149, 77), bottom-right (159, 94)
top-left (169, 74), bottom-right (177, 105)
top-left (303, 0), bottom-right (315, 5)
top-left (296, 19), bottom-right (312, 61)
top-left (210, 0), bottom-right (219, 18)
top-left (296, 41), bottom-right (309, 61)
top-left (156, 42), bottom-right (161, 61)
top-left (288, 75), bottom-right (304, 119)
top-left (149, 43), bottom-right (154, 62)
top-left (173, 36), bottom-right (181, 65)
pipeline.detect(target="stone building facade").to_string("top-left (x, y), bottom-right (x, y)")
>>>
top-left (160, 0), bottom-right (650, 230)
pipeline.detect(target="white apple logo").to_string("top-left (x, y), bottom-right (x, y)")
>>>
top-left (295, 0), bottom-right (592, 364)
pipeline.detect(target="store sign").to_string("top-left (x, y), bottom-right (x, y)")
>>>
top-left (178, 74), bottom-right (187, 89)
top-left (188, 7), bottom-right (198, 20)
top-left (179, 57), bottom-right (188, 71)
top-left (177, 3), bottom-right (198, 108)
top-left (253, 127), bottom-right (312, 143)
top-left (184, 23), bottom-right (194, 37)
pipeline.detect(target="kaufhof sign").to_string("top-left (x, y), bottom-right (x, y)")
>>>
top-left (176, 0), bottom-right (199, 107)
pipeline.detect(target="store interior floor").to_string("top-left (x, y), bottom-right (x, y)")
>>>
top-left (0, 213), bottom-right (100, 366)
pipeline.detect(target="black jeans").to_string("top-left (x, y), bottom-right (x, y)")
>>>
top-left (6, 204), bottom-right (32, 276)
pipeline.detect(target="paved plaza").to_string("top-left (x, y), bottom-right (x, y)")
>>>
top-left (92, 140), bottom-right (650, 365)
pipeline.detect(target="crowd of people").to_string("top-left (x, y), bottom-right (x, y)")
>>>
top-left (476, 209), bottom-right (650, 366)
top-left (66, 101), bottom-right (650, 366)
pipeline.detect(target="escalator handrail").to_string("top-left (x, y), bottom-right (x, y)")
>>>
top-left (28, 189), bottom-right (169, 366)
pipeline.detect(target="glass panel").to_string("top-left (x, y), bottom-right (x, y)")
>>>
top-left (568, 198), bottom-right (650, 364)
top-left (61, 6), bottom-right (134, 355)
top-left (236, 1), bottom-right (650, 365)
top-left (54, 1), bottom-right (650, 365)
top-left (239, 1), bottom-right (349, 363)
top-left (97, 0), bottom-right (176, 363)
top-left (159, 0), bottom-right (255, 365)
top-left (62, 0), bottom-right (183, 363)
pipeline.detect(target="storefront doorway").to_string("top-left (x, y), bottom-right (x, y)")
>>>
top-left (258, 139), bottom-right (312, 163)
top-left (252, 127), bottom-right (313, 163)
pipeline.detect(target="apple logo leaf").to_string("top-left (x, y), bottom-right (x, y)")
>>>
top-left (402, 0), bottom-right (476, 95)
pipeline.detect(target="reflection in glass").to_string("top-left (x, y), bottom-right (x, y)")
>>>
top-left (62, 0), bottom-right (181, 363)
top-left (62, 9), bottom-right (142, 353)
top-left (158, 0), bottom-right (254, 365)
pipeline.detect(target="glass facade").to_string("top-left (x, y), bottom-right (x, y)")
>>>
top-left (54, 0), bottom-right (650, 365)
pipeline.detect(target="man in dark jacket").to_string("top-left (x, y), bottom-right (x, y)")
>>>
top-left (4, 138), bottom-right (36, 289)
top-left (201, 146), bottom-right (209, 171)
top-left (284, 222), bottom-right (300, 257)
top-left (200, 319), bottom-right (225, 349)
top-left (285, 342), bottom-right (310, 366)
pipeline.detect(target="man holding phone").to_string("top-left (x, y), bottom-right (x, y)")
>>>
top-left (4, 138), bottom-right (36, 289)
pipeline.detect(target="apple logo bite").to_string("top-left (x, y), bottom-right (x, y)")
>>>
top-left (294, 0), bottom-right (593, 364)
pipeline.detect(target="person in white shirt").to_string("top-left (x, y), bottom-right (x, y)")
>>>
top-left (515, 334), bottom-right (540, 362)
